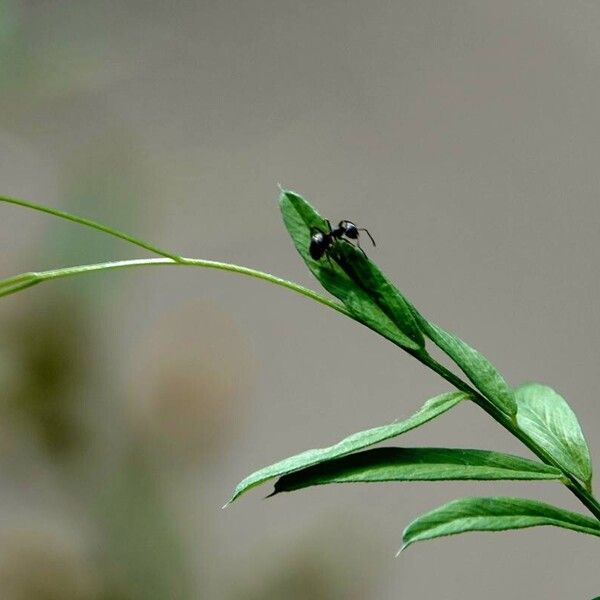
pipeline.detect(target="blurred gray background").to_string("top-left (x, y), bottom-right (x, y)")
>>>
top-left (1, 1), bottom-right (599, 598)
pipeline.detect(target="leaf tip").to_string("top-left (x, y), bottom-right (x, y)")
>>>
top-left (277, 185), bottom-right (294, 199)
top-left (276, 183), bottom-right (289, 199)
top-left (395, 543), bottom-right (409, 557)
top-left (222, 492), bottom-right (238, 508)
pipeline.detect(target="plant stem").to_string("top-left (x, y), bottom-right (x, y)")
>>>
top-left (0, 257), bottom-right (350, 317)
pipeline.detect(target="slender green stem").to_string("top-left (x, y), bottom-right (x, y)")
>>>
top-left (0, 257), bottom-right (350, 317)
top-left (0, 195), bottom-right (184, 262)
top-left (411, 349), bottom-right (504, 416)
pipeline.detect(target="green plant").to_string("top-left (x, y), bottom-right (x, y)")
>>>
top-left (2, 190), bottom-right (600, 556)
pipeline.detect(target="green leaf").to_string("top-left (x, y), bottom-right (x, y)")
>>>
top-left (402, 496), bottom-right (600, 550)
top-left (226, 391), bottom-right (468, 504)
top-left (515, 383), bottom-right (592, 487)
top-left (331, 240), bottom-right (424, 348)
top-left (413, 311), bottom-right (516, 416)
top-left (272, 447), bottom-right (562, 494)
top-left (279, 189), bottom-right (424, 350)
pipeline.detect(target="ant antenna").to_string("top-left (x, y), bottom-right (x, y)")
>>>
top-left (359, 228), bottom-right (376, 246)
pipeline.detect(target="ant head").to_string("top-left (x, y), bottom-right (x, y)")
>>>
top-left (338, 220), bottom-right (359, 239)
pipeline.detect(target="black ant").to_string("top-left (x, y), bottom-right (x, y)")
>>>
top-left (309, 220), bottom-right (376, 261)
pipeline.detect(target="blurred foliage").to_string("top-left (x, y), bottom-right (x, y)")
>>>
top-left (0, 530), bottom-right (97, 600)
top-left (95, 447), bottom-right (192, 600)
top-left (54, 135), bottom-right (157, 266)
top-left (240, 561), bottom-right (338, 600)
top-left (2, 295), bottom-right (88, 456)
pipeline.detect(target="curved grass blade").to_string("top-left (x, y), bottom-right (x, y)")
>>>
top-left (0, 195), bottom-right (183, 261)
top-left (401, 496), bottom-right (600, 551)
top-left (0, 272), bottom-right (42, 296)
top-left (272, 447), bottom-right (563, 494)
top-left (279, 189), bottom-right (424, 350)
top-left (412, 310), bottom-right (516, 416)
top-left (226, 391), bottom-right (469, 505)
top-left (515, 383), bottom-right (592, 488)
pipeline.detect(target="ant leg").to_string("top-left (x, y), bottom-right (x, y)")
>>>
top-left (359, 228), bottom-right (376, 246)
top-left (355, 238), bottom-right (368, 258)
top-left (326, 219), bottom-right (333, 233)
top-left (320, 250), bottom-right (335, 268)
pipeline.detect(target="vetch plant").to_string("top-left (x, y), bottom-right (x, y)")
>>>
top-left (1, 190), bottom-right (599, 561)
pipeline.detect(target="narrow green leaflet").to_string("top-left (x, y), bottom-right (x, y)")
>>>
top-left (413, 311), bottom-right (516, 416)
top-left (515, 383), bottom-right (592, 488)
top-left (279, 189), bottom-right (424, 350)
top-left (271, 447), bottom-right (562, 494)
top-left (226, 391), bottom-right (468, 504)
top-left (401, 496), bottom-right (600, 550)
top-left (330, 239), bottom-right (423, 349)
